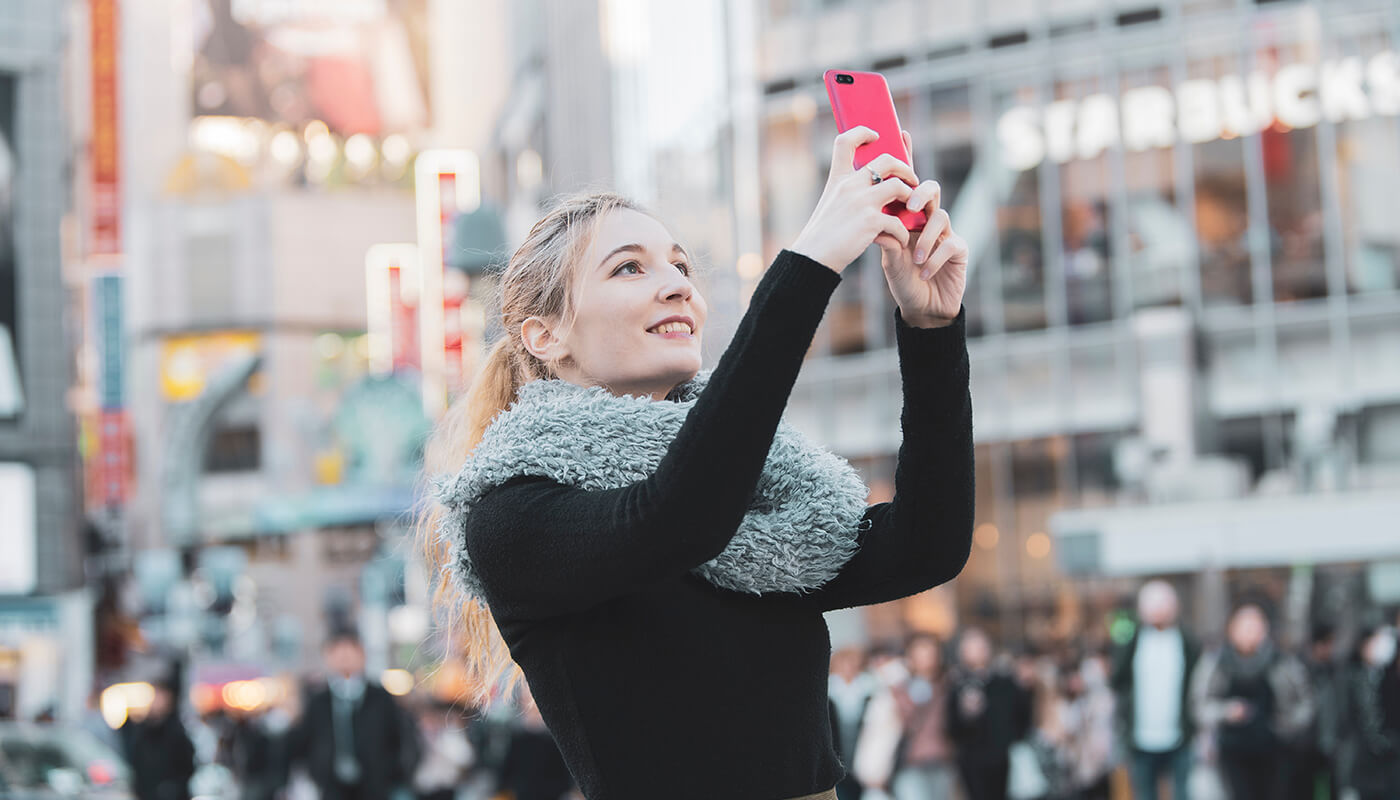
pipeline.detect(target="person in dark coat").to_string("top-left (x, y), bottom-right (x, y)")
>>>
top-left (229, 707), bottom-right (281, 800)
top-left (946, 627), bottom-right (1032, 800)
top-left (1340, 623), bottom-right (1400, 800)
top-left (285, 630), bottom-right (421, 800)
top-left (1110, 580), bottom-right (1199, 800)
top-left (1291, 623), bottom-right (1343, 800)
top-left (1191, 602), bottom-right (1315, 800)
top-left (119, 680), bottom-right (196, 800)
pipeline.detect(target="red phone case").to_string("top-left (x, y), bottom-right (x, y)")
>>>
top-left (823, 69), bottom-right (927, 231)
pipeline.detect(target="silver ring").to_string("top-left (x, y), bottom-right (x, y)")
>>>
top-left (868, 167), bottom-right (882, 184)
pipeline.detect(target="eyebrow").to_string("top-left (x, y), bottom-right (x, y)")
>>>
top-left (598, 243), bottom-right (691, 272)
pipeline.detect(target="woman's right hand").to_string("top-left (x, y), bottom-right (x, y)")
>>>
top-left (789, 126), bottom-right (918, 275)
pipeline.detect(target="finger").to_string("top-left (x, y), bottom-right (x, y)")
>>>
top-left (832, 126), bottom-right (880, 177)
top-left (913, 209), bottom-right (951, 264)
top-left (920, 232), bottom-right (968, 279)
top-left (905, 180), bottom-right (942, 215)
top-left (874, 231), bottom-right (904, 259)
top-left (902, 130), bottom-right (915, 173)
top-left (873, 175), bottom-right (916, 207)
top-left (874, 212), bottom-right (911, 251)
top-left (862, 153), bottom-right (918, 187)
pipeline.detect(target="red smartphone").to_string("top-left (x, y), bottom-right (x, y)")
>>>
top-left (823, 69), bottom-right (927, 231)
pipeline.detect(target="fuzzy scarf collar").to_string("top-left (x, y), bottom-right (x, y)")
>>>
top-left (434, 369), bottom-right (869, 605)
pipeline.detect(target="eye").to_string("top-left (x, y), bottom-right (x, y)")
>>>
top-left (612, 260), bottom-right (692, 277)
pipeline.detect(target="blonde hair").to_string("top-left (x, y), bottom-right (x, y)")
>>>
top-left (418, 190), bottom-right (645, 707)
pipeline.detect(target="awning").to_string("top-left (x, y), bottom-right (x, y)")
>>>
top-left (1051, 489), bottom-right (1400, 576)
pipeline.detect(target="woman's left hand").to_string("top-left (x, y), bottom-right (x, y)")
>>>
top-left (872, 130), bottom-right (970, 328)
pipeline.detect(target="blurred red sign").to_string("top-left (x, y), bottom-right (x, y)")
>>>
top-left (90, 0), bottom-right (121, 257)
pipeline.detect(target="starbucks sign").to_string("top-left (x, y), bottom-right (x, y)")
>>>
top-left (997, 51), bottom-right (1400, 170)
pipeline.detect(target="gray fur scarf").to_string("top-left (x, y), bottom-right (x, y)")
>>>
top-left (433, 368), bottom-right (870, 605)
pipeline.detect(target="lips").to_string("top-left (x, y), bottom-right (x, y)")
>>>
top-left (646, 315), bottom-right (695, 335)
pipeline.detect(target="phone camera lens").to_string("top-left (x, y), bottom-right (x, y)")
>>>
top-left (836, 74), bottom-right (854, 84)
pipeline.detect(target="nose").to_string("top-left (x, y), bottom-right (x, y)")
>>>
top-left (656, 262), bottom-right (694, 302)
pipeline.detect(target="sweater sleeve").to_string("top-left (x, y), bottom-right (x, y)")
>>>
top-left (801, 303), bottom-right (975, 613)
top-left (463, 249), bottom-right (842, 620)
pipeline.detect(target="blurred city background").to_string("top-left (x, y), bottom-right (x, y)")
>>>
top-left (0, 0), bottom-right (1398, 797)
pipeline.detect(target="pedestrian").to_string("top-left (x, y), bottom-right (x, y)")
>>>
top-left (1110, 579), bottom-right (1198, 800)
top-left (828, 646), bottom-right (877, 800)
top-left (284, 629), bottom-right (421, 800)
top-left (228, 706), bottom-right (280, 800)
top-left (499, 682), bottom-right (576, 800)
top-left (413, 700), bottom-right (476, 800)
top-left (890, 632), bottom-right (956, 800)
top-left (419, 124), bottom-right (974, 800)
top-left (946, 628), bottom-right (1033, 800)
top-left (1063, 654), bottom-right (1115, 800)
top-left (1292, 623), bottom-right (1343, 800)
top-left (1338, 622), bottom-right (1399, 800)
top-left (119, 678), bottom-right (196, 800)
top-left (1191, 601), bottom-right (1315, 800)
top-left (851, 644), bottom-right (909, 800)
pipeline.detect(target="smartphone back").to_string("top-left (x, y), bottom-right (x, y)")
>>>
top-left (823, 70), bottom-right (908, 170)
top-left (823, 69), bottom-right (926, 230)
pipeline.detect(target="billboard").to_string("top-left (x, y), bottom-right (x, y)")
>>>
top-left (190, 0), bottom-right (432, 137)
top-left (0, 74), bottom-right (18, 420)
top-left (0, 464), bottom-right (36, 594)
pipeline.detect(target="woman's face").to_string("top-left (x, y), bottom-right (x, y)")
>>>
top-left (525, 208), bottom-right (707, 401)
top-left (907, 638), bottom-right (940, 677)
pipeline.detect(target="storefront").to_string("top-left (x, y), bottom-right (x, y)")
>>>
top-left (758, 0), bottom-right (1400, 648)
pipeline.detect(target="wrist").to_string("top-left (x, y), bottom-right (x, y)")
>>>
top-left (899, 307), bottom-right (954, 329)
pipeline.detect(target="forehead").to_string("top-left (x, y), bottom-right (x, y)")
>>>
top-left (1232, 607), bottom-right (1265, 625)
top-left (582, 208), bottom-right (679, 266)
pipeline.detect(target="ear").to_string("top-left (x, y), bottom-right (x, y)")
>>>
top-left (520, 316), bottom-right (569, 364)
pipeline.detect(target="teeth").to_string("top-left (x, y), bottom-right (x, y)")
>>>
top-left (650, 322), bottom-right (692, 335)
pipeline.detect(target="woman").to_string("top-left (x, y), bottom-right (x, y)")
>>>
top-left (421, 125), bottom-right (974, 800)
top-left (890, 633), bottom-right (956, 800)
top-left (1339, 623), bottom-right (1400, 800)
top-left (946, 629), bottom-right (1034, 800)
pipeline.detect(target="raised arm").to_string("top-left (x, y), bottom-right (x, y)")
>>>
top-left (462, 126), bottom-right (922, 621)
top-left (802, 303), bottom-right (974, 613)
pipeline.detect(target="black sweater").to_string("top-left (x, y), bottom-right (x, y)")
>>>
top-left (464, 249), bottom-right (975, 799)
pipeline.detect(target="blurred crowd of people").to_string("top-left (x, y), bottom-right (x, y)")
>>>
top-left (828, 584), bottom-right (1400, 800)
top-left (110, 629), bottom-right (580, 800)
top-left (98, 585), bottom-right (1400, 800)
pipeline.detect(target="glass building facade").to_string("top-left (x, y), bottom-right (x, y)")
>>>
top-left (753, 0), bottom-right (1400, 646)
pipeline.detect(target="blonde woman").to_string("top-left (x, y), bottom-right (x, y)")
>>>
top-left (422, 125), bottom-right (974, 800)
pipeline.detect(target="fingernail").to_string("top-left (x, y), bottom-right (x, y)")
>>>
top-left (914, 250), bottom-right (926, 264)
top-left (920, 268), bottom-right (932, 280)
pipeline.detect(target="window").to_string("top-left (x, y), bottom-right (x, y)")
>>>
top-left (1257, 42), bottom-right (1327, 304)
top-left (924, 83), bottom-right (983, 334)
top-left (204, 424), bottom-right (261, 473)
top-left (996, 84), bottom-right (1049, 332)
top-left (1121, 63), bottom-right (1188, 311)
top-left (0, 74), bottom-right (18, 420)
top-left (1055, 73), bottom-right (1115, 326)
top-left (1189, 53), bottom-right (1252, 308)
top-left (1333, 32), bottom-right (1400, 296)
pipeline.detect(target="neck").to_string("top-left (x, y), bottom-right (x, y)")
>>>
top-left (555, 368), bottom-right (688, 402)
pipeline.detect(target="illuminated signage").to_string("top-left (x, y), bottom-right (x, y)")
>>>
top-left (0, 463), bottom-right (36, 594)
top-left (90, 0), bottom-right (121, 256)
top-left (365, 243), bottom-right (419, 376)
top-left (414, 150), bottom-right (480, 416)
top-left (997, 52), bottom-right (1400, 170)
